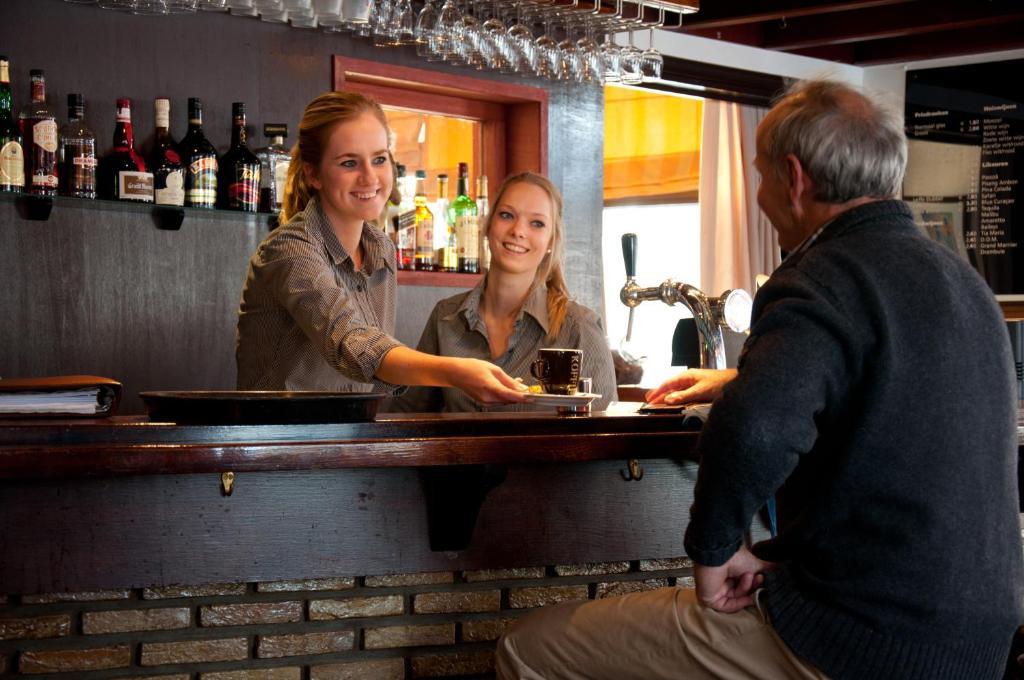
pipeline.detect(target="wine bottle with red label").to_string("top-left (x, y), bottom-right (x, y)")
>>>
top-left (150, 98), bottom-right (184, 206)
top-left (217, 102), bottom-right (260, 212)
top-left (98, 98), bottom-right (153, 203)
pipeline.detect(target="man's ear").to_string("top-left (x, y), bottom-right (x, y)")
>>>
top-left (784, 153), bottom-right (812, 207)
top-left (303, 161), bottom-right (321, 191)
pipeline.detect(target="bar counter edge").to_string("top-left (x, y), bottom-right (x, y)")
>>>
top-left (0, 409), bottom-right (721, 595)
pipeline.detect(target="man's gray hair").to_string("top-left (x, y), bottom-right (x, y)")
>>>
top-left (760, 80), bottom-right (907, 203)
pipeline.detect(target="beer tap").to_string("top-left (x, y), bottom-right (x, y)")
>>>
top-left (619, 233), bottom-right (753, 370)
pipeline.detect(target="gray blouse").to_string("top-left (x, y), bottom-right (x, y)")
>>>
top-left (235, 195), bottom-right (402, 393)
top-left (388, 279), bottom-right (618, 412)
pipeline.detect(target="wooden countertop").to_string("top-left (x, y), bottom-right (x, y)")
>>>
top-left (0, 408), bottom-right (704, 480)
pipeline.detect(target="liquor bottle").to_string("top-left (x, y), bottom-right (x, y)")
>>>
top-left (17, 69), bottom-right (58, 196)
top-left (396, 211), bottom-right (416, 269)
top-left (98, 98), bottom-right (152, 203)
top-left (0, 56), bottom-right (24, 193)
top-left (476, 174), bottom-right (490, 271)
top-left (178, 97), bottom-right (217, 208)
top-left (393, 164), bottom-right (416, 269)
top-left (408, 169), bottom-right (432, 271)
top-left (149, 98), bottom-right (184, 206)
top-left (433, 173), bottom-right (449, 261)
top-left (386, 163), bottom-right (407, 238)
top-left (434, 173), bottom-right (458, 272)
top-left (453, 162), bottom-right (480, 273)
top-left (217, 102), bottom-right (260, 212)
top-left (255, 123), bottom-right (290, 213)
top-left (397, 164), bottom-right (416, 232)
top-left (59, 94), bottom-right (96, 199)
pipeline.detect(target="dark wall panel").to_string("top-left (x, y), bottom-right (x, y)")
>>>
top-left (0, 198), bottom-right (269, 413)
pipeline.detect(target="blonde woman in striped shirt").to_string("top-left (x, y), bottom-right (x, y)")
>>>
top-left (391, 172), bottom-right (617, 412)
top-left (236, 91), bottom-right (528, 405)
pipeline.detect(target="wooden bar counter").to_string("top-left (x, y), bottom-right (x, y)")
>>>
top-left (0, 409), bottom-right (708, 595)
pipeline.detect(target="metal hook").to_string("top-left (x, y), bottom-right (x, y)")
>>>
top-left (621, 458), bottom-right (644, 481)
top-left (221, 471), bottom-right (235, 496)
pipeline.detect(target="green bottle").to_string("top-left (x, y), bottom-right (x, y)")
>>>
top-left (453, 162), bottom-right (479, 274)
top-left (0, 56), bottom-right (25, 193)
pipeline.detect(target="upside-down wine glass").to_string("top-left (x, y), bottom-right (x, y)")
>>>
top-left (482, 0), bottom-right (513, 72)
top-left (555, 20), bottom-right (580, 81)
top-left (533, 13), bottom-right (559, 79)
top-left (371, 0), bottom-right (397, 46)
top-left (640, 26), bottom-right (663, 80)
top-left (434, 0), bottom-right (465, 64)
top-left (619, 28), bottom-right (643, 84)
top-left (390, 0), bottom-right (416, 44)
top-left (600, 31), bottom-right (621, 83)
top-left (506, 2), bottom-right (538, 76)
top-left (415, 0), bottom-right (441, 58)
top-left (576, 23), bottom-right (602, 83)
top-left (456, 0), bottom-right (487, 69)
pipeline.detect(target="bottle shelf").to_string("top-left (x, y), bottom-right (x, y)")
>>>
top-left (1, 191), bottom-right (275, 229)
top-left (14, 194), bottom-right (54, 221)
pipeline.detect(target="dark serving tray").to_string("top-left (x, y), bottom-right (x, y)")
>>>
top-left (139, 391), bottom-right (386, 425)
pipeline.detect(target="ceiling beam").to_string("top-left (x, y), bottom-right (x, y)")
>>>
top-left (674, 0), bottom-right (914, 30)
top-left (790, 20), bottom-right (1024, 64)
top-left (684, 24), bottom-right (765, 47)
top-left (764, 3), bottom-right (1024, 50)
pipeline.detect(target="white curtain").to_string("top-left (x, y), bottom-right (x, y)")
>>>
top-left (699, 100), bottom-right (781, 295)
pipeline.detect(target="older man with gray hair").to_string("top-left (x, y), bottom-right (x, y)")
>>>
top-left (495, 80), bottom-right (1023, 680)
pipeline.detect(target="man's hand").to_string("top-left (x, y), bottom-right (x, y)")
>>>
top-left (449, 358), bottom-right (530, 405)
top-left (645, 368), bottom-right (737, 405)
top-left (695, 545), bottom-right (775, 613)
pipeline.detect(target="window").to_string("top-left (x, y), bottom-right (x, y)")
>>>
top-left (385, 109), bottom-right (481, 251)
top-left (602, 85), bottom-right (704, 384)
top-left (386, 110), bottom-right (481, 183)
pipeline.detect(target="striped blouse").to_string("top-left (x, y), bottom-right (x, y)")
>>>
top-left (235, 195), bottom-right (402, 393)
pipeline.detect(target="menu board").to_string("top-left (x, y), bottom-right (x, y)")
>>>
top-left (904, 59), bottom-right (1024, 299)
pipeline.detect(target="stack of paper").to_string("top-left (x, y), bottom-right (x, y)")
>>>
top-left (0, 376), bottom-right (122, 417)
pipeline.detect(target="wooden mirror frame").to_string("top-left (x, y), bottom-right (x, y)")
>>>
top-left (333, 56), bottom-right (549, 187)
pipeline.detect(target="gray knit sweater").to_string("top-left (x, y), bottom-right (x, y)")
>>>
top-left (683, 200), bottom-right (1023, 680)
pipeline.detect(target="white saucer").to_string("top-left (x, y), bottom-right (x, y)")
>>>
top-left (524, 392), bottom-right (601, 407)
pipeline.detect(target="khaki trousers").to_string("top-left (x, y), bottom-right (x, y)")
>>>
top-left (495, 587), bottom-right (830, 680)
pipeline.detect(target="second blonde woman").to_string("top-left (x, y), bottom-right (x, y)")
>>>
top-left (391, 172), bottom-right (616, 412)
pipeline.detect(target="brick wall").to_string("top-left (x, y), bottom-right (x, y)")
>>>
top-left (0, 559), bottom-right (695, 679)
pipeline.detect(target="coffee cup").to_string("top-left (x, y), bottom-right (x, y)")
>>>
top-left (530, 348), bottom-right (582, 395)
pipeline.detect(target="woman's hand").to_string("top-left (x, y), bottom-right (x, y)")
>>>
top-left (448, 358), bottom-right (530, 404)
top-left (644, 368), bottom-right (737, 405)
top-left (378, 347), bottom-right (527, 404)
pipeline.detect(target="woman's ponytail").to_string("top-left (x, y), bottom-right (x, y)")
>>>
top-left (280, 143), bottom-right (311, 224)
